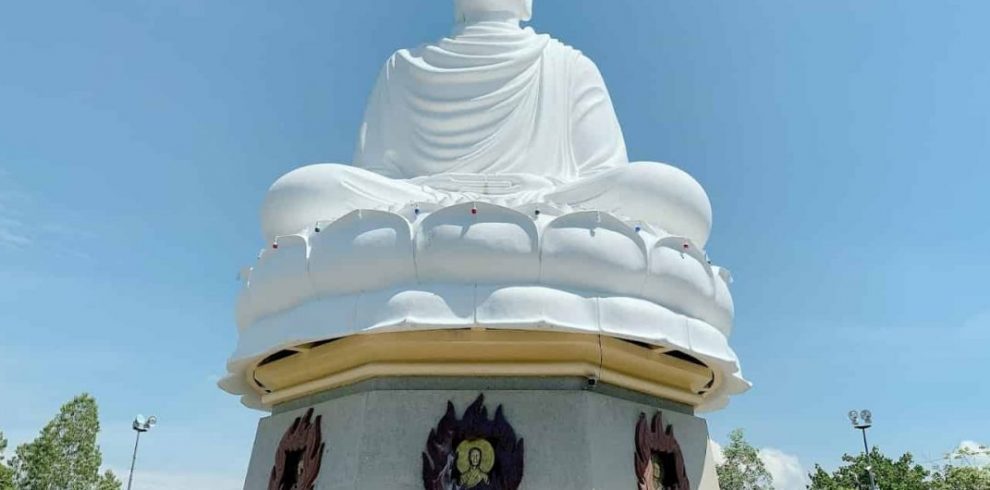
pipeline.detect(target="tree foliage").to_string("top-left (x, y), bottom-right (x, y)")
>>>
top-left (809, 447), bottom-right (928, 490)
top-left (809, 444), bottom-right (990, 490)
top-left (10, 394), bottom-right (121, 490)
top-left (96, 470), bottom-right (122, 490)
top-left (929, 443), bottom-right (990, 490)
top-left (929, 465), bottom-right (990, 490)
top-left (717, 428), bottom-right (775, 490)
top-left (0, 432), bottom-right (14, 490)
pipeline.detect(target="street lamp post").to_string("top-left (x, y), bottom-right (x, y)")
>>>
top-left (126, 414), bottom-right (157, 490)
top-left (847, 409), bottom-right (878, 490)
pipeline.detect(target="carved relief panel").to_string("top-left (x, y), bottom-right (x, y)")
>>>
top-left (269, 408), bottom-right (325, 490)
top-left (423, 394), bottom-right (525, 490)
top-left (634, 412), bottom-right (689, 490)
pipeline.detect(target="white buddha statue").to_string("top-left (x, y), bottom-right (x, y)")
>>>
top-left (262, 0), bottom-right (713, 247)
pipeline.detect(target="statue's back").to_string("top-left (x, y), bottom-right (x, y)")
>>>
top-left (353, 13), bottom-right (627, 181)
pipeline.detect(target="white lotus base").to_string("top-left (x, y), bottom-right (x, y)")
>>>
top-left (222, 203), bottom-right (749, 411)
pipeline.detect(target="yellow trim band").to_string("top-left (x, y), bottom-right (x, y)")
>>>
top-left (251, 330), bottom-right (715, 408)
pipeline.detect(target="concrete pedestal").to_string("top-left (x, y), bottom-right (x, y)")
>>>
top-left (244, 377), bottom-right (720, 489)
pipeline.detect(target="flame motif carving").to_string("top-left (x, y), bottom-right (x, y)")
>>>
top-left (422, 394), bottom-right (525, 490)
top-left (268, 408), bottom-right (325, 490)
top-left (635, 412), bottom-right (690, 490)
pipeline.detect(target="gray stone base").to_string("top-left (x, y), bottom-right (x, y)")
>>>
top-left (244, 378), bottom-right (718, 489)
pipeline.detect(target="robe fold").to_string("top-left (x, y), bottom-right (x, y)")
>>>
top-left (262, 17), bottom-right (712, 247)
top-left (354, 20), bottom-right (628, 181)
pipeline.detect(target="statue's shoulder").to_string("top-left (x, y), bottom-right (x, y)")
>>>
top-left (540, 34), bottom-right (605, 79)
top-left (532, 29), bottom-right (590, 60)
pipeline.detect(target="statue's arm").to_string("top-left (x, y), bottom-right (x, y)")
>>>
top-left (354, 60), bottom-right (403, 178)
top-left (570, 54), bottom-right (629, 176)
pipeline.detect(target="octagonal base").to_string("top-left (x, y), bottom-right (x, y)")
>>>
top-left (243, 379), bottom-right (720, 489)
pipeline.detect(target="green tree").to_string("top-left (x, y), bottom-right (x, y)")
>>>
top-left (717, 428), bottom-right (774, 490)
top-left (930, 465), bottom-right (990, 490)
top-left (808, 447), bottom-right (929, 490)
top-left (12, 394), bottom-right (121, 490)
top-left (0, 432), bottom-right (15, 490)
top-left (930, 443), bottom-right (990, 490)
top-left (97, 470), bottom-right (122, 490)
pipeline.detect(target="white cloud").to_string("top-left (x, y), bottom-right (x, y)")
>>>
top-left (710, 439), bottom-right (725, 465)
top-left (0, 177), bottom-right (34, 248)
top-left (0, 181), bottom-right (95, 255)
top-left (108, 468), bottom-right (243, 490)
top-left (0, 193), bottom-right (32, 248)
top-left (709, 439), bottom-right (811, 490)
top-left (0, 227), bottom-right (31, 247)
top-left (949, 440), bottom-right (990, 467)
top-left (760, 447), bottom-right (811, 490)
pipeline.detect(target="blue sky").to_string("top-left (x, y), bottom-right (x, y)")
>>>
top-left (1, 1), bottom-right (987, 488)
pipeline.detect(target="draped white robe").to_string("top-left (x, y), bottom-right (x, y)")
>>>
top-left (354, 20), bottom-right (628, 182)
top-left (261, 19), bottom-right (712, 247)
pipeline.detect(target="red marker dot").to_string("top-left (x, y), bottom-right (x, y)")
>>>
top-left (272, 243), bottom-right (278, 249)
top-left (471, 207), bottom-right (478, 215)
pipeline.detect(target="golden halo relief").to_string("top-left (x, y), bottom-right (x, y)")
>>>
top-left (456, 438), bottom-right (495, 474)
